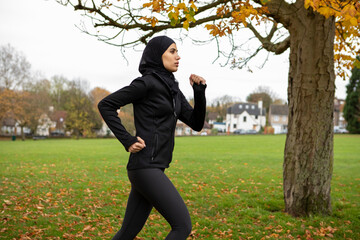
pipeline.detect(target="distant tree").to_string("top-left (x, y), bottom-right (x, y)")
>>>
top-left (90, 87), bottom-right (111, 131)
top-left (0, 89), bottom-right (19, 130)
top-left (24, 79), bottom-right (53, 135)
top-left (13, 91), bottom-right (32, 140)
top-left (210, 95), bottom-right (239, 121)
top-left (118, 111), bottom-right (135, 135)
top-left (0, 44), bottom-right (31, 90)
top-left (65, 80), bottom-right (100, 138)
top-left (0, 88), bottom-right (42, 140)
top-left (273, 98), bottom-right (286, 105)
top-left (343, 57), bottom-right (360, 134)
top-left (247, 92), bottom-right (272, 113)
top-left (66, 96), bottom-right (94, 138)
top-left (50, 75), bottom-right (70, 110)
top-left (90, 87), bottom-right (110, 110)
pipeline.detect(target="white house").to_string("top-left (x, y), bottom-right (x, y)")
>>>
top-left (1, 118), bottom-right (30, 136)
top-left (268, 104), bottom-right (288, 134)
top-left (226, 101), bottom-right (266, 133)
top-left (36, 113), bottom-right (54, 136)
top-left (334, 98), bottom-right (346, 128)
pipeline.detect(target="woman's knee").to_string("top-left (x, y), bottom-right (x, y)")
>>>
top-left (176, 220), bottom-right (192, 237)
top-left (167, 223), bottom-right (192, 240)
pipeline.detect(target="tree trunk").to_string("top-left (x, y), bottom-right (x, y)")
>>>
top-left (284, 8), bottom-right (335, 216)
top-left (20, 126), bottom-right (25, 141)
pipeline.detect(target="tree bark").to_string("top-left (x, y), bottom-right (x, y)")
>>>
top-left (284, 7), bottom-right (335, 216)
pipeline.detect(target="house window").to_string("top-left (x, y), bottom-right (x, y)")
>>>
top-left (233, 124), bottom-right (237, 128)
top-left (255, 115), bottom-right (258, 119)
top-left (239, 105), bottom-right (243, 109)
top-left (251, 105), bottom-right (255, 109)
top-left (274, 116), bottom-right (279, 121)
top-left (245, 105), bottom-right (249, 109)
top-left (243, 116), bottom-right (247, 122)
top-left (282, 116), bottom-right (287, 121)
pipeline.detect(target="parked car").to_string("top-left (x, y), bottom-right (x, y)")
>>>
top-left (233, 129), bottom-right (246, 134)
top-left (279, 129), bottom-right (288, 134)
top-left (33, 135), bottom-right (47, 140)
top-left (334, 127), bottom-right (348, 133)
top-left (245, 129), bottom-right (258, 134)
top-left (50, 130), bottom-right (65, 137)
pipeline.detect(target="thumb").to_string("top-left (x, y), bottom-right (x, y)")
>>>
top-left (137, 136), bottom-right (146, 147)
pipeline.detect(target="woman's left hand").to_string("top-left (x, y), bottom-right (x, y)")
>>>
top-left (189, 74), bottom-right (206, 86)
top-left (128, 136), bottom-right (146, 153)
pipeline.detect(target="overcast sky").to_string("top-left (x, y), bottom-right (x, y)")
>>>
top-left (0, 0), bottom-right (349, 103)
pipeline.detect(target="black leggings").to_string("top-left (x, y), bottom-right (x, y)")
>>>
top-left (112, 168), bottom-right (192, 240)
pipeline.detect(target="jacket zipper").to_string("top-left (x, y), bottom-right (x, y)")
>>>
top-left (151, 133), bottom-right (158, 161)
top-left (153, 72), bottom-right (177, 119)
top-left (173, 98), bottom-right (177, 118)
top-left (151, 72), bottom-right (178, 156)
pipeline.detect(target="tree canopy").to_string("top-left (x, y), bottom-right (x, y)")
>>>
top-left (343, 56), bottom-right (360, 133)
top-left (56, 0), bottom-right (359, 78)
top-left (0, 44), bottom-right (31, 90)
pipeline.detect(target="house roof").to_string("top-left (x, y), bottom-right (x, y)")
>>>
top-left (227, 102), bottom-right (266, 116)
top-left (207, 112), bottom-right (220, 120)
top-left (2, 118), bottom-right (16, 127)
top-left (50, 111), bottom-right (67, 122)
top-left (269, 104), bottom-right (288, 116)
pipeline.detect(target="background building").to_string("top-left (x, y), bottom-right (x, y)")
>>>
top-left (226, 101), bottom-right (266, 133)
top-left (268, 104), bottom-right (288, 134)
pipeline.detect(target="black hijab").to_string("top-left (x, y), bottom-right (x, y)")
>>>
top-left (139, 36), bottom-right (178, 95)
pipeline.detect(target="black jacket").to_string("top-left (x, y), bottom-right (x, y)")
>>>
top-left (98, 72), bottom-right (206, 170)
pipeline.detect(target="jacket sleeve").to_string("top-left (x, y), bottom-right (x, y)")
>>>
top-left (179, 83), bottom-right (207, 131)
top-left (98, 78), bottom-right (147, 151)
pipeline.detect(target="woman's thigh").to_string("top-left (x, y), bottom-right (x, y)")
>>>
top-left (128, 168), bottom-right (191, 228)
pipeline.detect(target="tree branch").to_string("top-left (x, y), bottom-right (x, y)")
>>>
top-left (56, 0), bottom-right (291, 67)
top-left (247, 22), bottom-right (290, 54)
top-left (254, 0), bottom-right (294, 28)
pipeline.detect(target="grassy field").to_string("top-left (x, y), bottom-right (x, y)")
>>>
top-left (0, 135), bottom-right (359, 239)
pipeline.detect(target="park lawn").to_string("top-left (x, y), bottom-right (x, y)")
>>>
top-left (0, 135), bottom-right (359, 239)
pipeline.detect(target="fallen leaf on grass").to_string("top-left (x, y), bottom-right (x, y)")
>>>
top-left (3, 200), bottom-right (12, 205)
top-left (36, 204), bottom-right (44, 210)
top-left (83, 225), bottom-right (92, 231)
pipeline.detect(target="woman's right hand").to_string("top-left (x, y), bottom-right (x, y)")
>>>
top-left (189, 74), bottom-right (206, 86)
top-left (128, 136), bottom-right (146, 153)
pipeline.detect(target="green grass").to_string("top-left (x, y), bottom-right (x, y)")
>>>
top-left (0, 135), bottom-right (359, 239)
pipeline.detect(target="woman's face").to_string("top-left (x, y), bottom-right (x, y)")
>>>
top-left (162, 43), bottom-right (180, 72)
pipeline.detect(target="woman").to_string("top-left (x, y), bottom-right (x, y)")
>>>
top-left (98, 35), bottom-right (206, 240)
